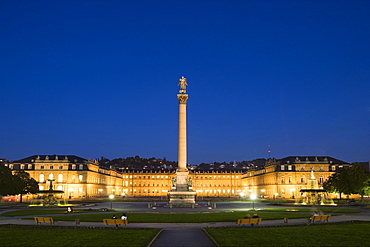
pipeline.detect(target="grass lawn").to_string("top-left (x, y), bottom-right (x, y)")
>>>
top-left (1, 209), bottom-right (104, 217)
top-left (0, 225), bottom-right (160, 247)
top-left (205, 222), bottom-right (370, 247)
top-left (25, 212), bottom-right (313, 223)
top-left (1, 207), bottom-right (359, 218)
top-left (262, 208), bottom-right (361, 214)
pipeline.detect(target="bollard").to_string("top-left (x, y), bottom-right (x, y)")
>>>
top-left (75, 219), bottom-right (80, 225)
top-left (284, 218), bottom-right (288, 223)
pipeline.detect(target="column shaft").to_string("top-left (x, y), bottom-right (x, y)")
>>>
top-left (178, 102), bottom-right (187, 170)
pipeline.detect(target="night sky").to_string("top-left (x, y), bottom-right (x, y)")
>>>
top-left (1, 1), bottom-right (369, 164)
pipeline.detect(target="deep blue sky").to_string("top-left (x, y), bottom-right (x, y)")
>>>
top-left (1, 1), bottom-right (369, 164)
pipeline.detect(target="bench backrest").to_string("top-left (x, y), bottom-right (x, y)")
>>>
top-left (237, 218), bottom-right (262, 224)
top-left (34, 217), bottom-right (54, 223)
top-left (103, 219), bottom-right (128, 225)
top-left (311, 215), bottom-right (330, 221)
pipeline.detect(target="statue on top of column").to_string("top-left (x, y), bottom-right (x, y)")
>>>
top-left (178, 76), bottom-right (187, 91)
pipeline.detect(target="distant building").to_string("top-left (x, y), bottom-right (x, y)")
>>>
top-left (9, 154), bottom-right (350, 200)
top-left (242, 156), bottom-right (350, 199)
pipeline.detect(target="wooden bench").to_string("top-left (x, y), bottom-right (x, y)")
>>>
top-left (309, 215), bottom-right (330, 223)
top-left (34, 217), bottom-right (54, 225)
top-left (103, 219), bottom-right (128, 227)
top-left (237, 218), bottom-right (262, 226)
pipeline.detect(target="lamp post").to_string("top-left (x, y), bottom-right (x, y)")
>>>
top-left (109, 194), bottom-right (115, 210)
top-left (250, 194), bottom-right (257, 211)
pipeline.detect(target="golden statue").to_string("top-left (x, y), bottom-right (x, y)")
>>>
top-left (178, 76), bottom-right (187, 91)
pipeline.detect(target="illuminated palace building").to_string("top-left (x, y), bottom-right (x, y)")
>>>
top-left (9, 155), bottom-right (349, 200)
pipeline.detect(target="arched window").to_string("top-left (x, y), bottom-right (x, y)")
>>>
top-left (319, 176), bottom-right (324, 184)
top-left (39, 174), bottom-right (45, 182)
top-left (301, 175), bottom-right (305, 183)
top-left (58, 174), bottom-right (63, 183)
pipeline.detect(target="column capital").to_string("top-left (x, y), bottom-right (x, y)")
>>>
top-left (177, 94), bottom-right (188, 104)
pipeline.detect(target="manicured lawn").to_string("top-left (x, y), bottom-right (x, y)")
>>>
top-left (1, 209), bottom-right (102, 217)
top-left (205, 222), bottom-right (370, 247)
top-left (2, 207), bottom-right (359, 218)
top-left (36, 212), bottom-right (313, 223)
top-left (0, 225), bottom-right (160, 247)
top-left (263, 208), bottom-right (361, 214)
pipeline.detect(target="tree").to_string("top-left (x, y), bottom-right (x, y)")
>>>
top-left (0, 164), bottom-right (18, 197)
top-left (324, 170), bottom-right (345, 199)
top-left (13, 171), bottom-right (39, 202)
top-left (324, 163), bottom-right (370, 200)
top-left (346, 163), bottom-right (370, 201)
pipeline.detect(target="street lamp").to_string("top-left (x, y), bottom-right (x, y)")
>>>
top-left (239, 192), bottom-right (245, 201)
top-left (109, 194), bottom-right (115, 210)
top-left (250, 194), bottom-right (257, 211)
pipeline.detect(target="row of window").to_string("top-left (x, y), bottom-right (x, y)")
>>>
top-left (38, 174), bottom-right (83, 183)
top-left (281, 165), bottom-right (336, 171)
top-left (6, 164), bottom-right (85, 170)
top-left (38, 164), bottom-right (84, 170)
top-left (280, 176), bottom-right (324, 184)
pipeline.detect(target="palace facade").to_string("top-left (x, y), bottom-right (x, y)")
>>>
top-left (8, 155), bottom-right (349, 200)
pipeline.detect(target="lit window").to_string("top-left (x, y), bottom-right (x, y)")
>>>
top-left (58, 174), bottom-right (63, 183)
top-left (20, 164), bottom-right (25, 170)
top-left (57, 186), bottom-right (63, 190)
top-left (79, 165), bottom-right (83, 170)
top-left (79, 175), bottom-right (83, 181)
top-left (49, 173), bottom-right (54, 180)
top-left (39, 185), bottom-right (44, 190)
top-left (288, 165), bottom-right (292, 171)
top-left (28, 164), bottom-right (32, 169)
top-left (39, 174), bottom-right (45, 182)
top-left (281, 165), bottom-right (285, 171)
top-left (72, 165), bottom-right (76, 170)
top-left (332, 166), bottom-right (336, 171)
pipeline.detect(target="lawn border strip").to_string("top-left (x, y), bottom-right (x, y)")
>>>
top-left (147, 229), bottom-right (163, 247)
top-left (0, 224), bottom-right (158, 231)
top-left (203, 227), bottom-right (220, 247)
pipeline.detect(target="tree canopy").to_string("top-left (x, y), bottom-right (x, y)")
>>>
top-left (324, 163), bottom-right (370, 199)
top-left (0, 164), bottom-right (38, 201)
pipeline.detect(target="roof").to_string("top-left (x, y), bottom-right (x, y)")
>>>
top-left (12, 155), bottom-right (87, 164)
top-left (278, 156), bottom-right (349, 165)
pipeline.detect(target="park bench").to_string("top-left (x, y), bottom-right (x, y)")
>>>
top-left (237, 218), bottom-right (262, 226)
top-left (34, 217), bottom-right (54, 225)
top-left (309, 215), bottom-right (330, 223)
top-left (103, 219), bottom-right (128, 227)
